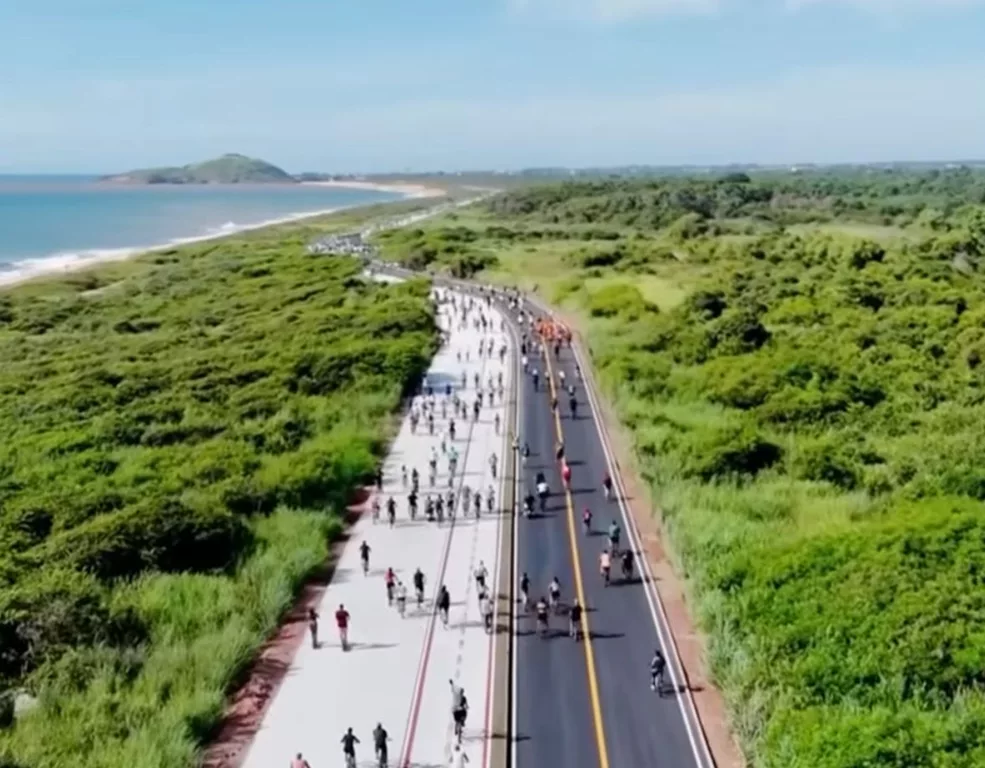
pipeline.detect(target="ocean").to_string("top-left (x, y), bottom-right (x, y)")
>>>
top-left (0, 176), bottom-right (402, 285)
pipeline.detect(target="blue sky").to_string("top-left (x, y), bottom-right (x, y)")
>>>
top-left (1, 0), bottom-right (984, 173)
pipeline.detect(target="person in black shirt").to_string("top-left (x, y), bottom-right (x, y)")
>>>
top-left (373, 723), bottom-right (390, 766)
top-left (341, 728), bottom-right (360, 766)
top-left (413, 568), bottom-right (426, 607)
top-left (650, 649), bottom-right (667, 694)
top-left (569, 600), bottom-right (583, 641)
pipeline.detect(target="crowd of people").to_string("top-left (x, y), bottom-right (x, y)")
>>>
top-left (296, 282), bottom-right (671, 768)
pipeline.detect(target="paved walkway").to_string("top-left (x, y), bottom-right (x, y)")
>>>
top-left (242, 289), bottom-right (512, 768)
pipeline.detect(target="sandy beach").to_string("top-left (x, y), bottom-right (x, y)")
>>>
top-left (302, 179), bottom-right (446, 199)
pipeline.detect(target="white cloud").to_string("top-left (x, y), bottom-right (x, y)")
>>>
top-left (508, 0), bottom-right (722, 21)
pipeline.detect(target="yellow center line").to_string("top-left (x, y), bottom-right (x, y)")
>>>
top-left (543, 343), bottom-right (611, 768)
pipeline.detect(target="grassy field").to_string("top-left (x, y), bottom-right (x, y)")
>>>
top-left (0, 201), bottom-right (438, 768)
top-left (374, 171), bottom-right (985, 767)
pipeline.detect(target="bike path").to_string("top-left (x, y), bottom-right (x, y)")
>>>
top-left (240, 290), bottom-right (511, 768)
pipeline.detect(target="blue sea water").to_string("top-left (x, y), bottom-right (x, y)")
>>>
top-left (0, 176), bottom-right (401, 282)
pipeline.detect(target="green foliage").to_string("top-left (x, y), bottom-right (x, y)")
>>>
top-left (430, 173), bottom-right (985, 767)
top-left (0, 225), bottom-right (436, 766)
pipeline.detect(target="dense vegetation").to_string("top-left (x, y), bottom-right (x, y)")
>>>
top-left (376, 168), bottom-right (985, 767)
top-left (0, 207), bottom-right (437, 767)
top-left (103, 153), bottom-right (295, 184)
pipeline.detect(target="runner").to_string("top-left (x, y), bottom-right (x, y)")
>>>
top-left (371, 496), bottom-right (381, 523)
top-left (603, 472), bottom-right (613, 501)
top-left (582, 506), bottom-right (592, 535)
top-left (489, 452), bottom-right (498, 479)
top-left (452, 689), bottom-right (469, 743)
top-left (386, 496), bottom-right (396, 527)
top-left (372, 723), bottom-right (390, 768)
top-left (291, 752), bottom-right (312, 768)
top-left (341, 728), bottom-right (359, 768)
top-left (607, 519), bottom-right (622, 556)
top-left (561, 462), bottom-right (572, 490)
top-left (335, 604), bottom-right (351, 651)
top-left (359, 540), bottom-right (371, 576)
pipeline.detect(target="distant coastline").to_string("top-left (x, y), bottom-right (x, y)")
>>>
top-left (0, 181), bottom-right (428, 289)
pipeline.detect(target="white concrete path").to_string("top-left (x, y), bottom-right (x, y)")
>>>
top-left (242, 289), bottom-right (512, 768)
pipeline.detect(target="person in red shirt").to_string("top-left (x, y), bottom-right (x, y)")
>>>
top-left (562, 462), bottom-right (572, 490)
top-left (335, 604), bottom-right (350, 651)
top-left (385, 568), bottom-right (396, 606)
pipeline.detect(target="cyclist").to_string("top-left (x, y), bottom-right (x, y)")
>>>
top-left (520, 572), bottom-right (531, 611)
top-left (360, 541), bottom-right (371, 576)
top-left (599, 549), bottom-right (612, 587)
top-left (535, 595), bottom-right (550, 637)
top-left (621, 549), bottom-right (635, 582)
top-left (341, 727), bottom-right (360, 768)
top-left (395, 581), bottom-right (408, 618)
top-left (602, 472), bottom-right (613, 500)
top-left (523, 488), bottom-right (535, 517)
top-left (650, 649), bottom-right (667, 693)
top-left (373, 723), bottom-right (390, 768)
top-left (607, 520), bottom-right (621, 555)
top-left (569, 599), bottom-right (583, 641)
top-left (413, 568), bottom-right (426, 608)
top-left (548, 577), bottom-right (562, 613)
top-left (582, 507), bottom-right (592, 535)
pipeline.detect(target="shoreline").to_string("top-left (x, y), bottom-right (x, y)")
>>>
top-left (0, 190), bottom-right (432, 289)
top-left (301, 179), bottom-right (446, 199)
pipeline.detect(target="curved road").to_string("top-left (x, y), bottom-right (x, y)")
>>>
top-left (373, 264), bottom-right (716, 768)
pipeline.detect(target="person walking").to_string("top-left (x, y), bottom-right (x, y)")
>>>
top-left (308, 608), bottom-right (319, 649)
top-left (437, 585), bottom-right (451, 627)
top-left (290, 752), bottom-right (312, 768)
top-left (335, 604), bottom-right (350, 651)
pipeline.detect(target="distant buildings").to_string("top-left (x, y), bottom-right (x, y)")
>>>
top-left (307, 232), bottom-right (374, 257)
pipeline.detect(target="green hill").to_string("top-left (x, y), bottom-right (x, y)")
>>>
top-left (102, 153), bottom-right (296, 184)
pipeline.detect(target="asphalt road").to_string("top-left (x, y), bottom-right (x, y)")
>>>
top-left (367, 265), bottom-right (714, 768)
top-left (509, 300), bottom-right (715, 768)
